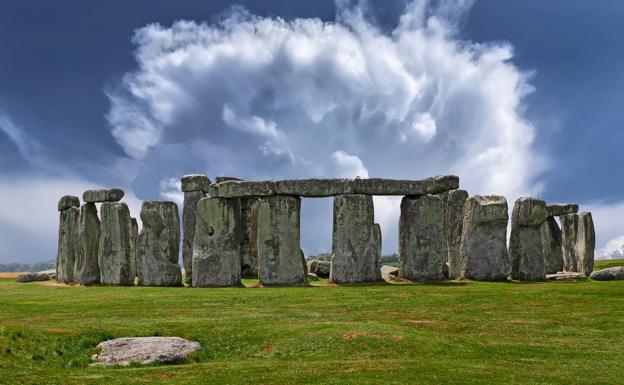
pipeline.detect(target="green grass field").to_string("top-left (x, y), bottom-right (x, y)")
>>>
top-left (1, 259), bottom-right (623, 385)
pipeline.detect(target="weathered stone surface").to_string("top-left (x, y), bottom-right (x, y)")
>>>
top-left (130, 217), bottom-right (138, 281)
top-left (91, 337), bottom-right (200, 366)
top-left (307, 260), bottom-right (331, 278)
top-left (240, 198), bottom-right (260, 278)
top-left (373, 223), bottom-right (382, 259)
top-left (57, 195), bottom-right (80, 212)
top-left (460, 195), bottom-right (510, 281)
top-left (560, 214), bottom-right (579, 272)
top-left (331, 194), bottom-right (381, 283)
top-left (576, 212), bottom-right (595, 277)
top-left (98, 202), bottom-right (134, 285)
top-left (399, 194), bottom-right (447, 281)
top-left (215, 176), bottom-right (243, 183)
top-left (546, 272), bottom-right (587, 281)
top-left (83, 188), bottom-right (124, 203)
top-left (16, 272), bottom-right (51, 283)
top-left (547, 204), bottom-right (579, 217)
top-left (354, 175), bottom-right (459, 196)
top-left (182, 190), bottom-right (205, 284)
top-left (137, 201), bottom-right (182, 286)
top-left (380, 265), bottom-right (399, 281)
top-left (74, 203), bottom-right (100, 285)
top-left (209, 180), bottom-right (276, 198)
top-left (192, 197), bottom-right (242, 287)
top-left (590, 266), bottom-right (624, 281)
top-left (275, 179), bottom-right (355, 197)
top-left (181, 174), bottom-right (211, 192)
top-left (257, 195), bottom-right (304, 285)
top-left (510, 197), bottom-right (548, 281)
top-left (541, 217), bottom-right (564, 274)
top-left (446, 189), bottom-right (468, 279)
top-left (56, 206), bottom-right (79, 284)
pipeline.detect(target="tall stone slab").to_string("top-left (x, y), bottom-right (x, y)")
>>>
top-left (446, 189), bottom-right (468, 279)
top-left (57, 197), bottom-right (80, 284)
top-left (330, 194), bottom-right (381, 283)
top-left (74, 203), bottom-right (100, 285)
top-left (137, 201), bottom-right (182, 286)
top-left (576, 212), bottom-right (595, 277)
top-left (192, 197), bottom-right (242, 287)
top-left (509, 197), bottom-right (549, 281)
top-left (373, 223), bottom-right (382, 258)
top-left (257, 195), bottom-right (305, 285)
top-left (130, 217), bottom-right (138, 282)
top-left (241, 198), bottom-right (260, 278)
top-left (399, 194), bottom-right (447, 281)
top-left (460, 195), bottom-right (510, 281)
top-left (540, 217), bottom-right (564, 274)
top-left (560, 214), bottom-right (579, 272)
top-left (182, 190), bottom-right (205, 284)
top-left (98, 202), bottom-right (134, 286)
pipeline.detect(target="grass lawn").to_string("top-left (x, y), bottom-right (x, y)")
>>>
top-left (1, 260), bottom-right (623, 384)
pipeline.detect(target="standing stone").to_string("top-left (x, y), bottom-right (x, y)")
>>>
top-left (541, 217), bottom-right (564, 274)
top-left (137, 201), bottom-right (181, 286)
top-left (181, 174), bottom-right (211, 193)
top-left (98, 202), bottom-right (134, 285)
top-left (240, 198), bottom-right (260, 278)
top-left (560, 214), bottom-right (579, 272)
top-left (257, 195), bottom-right (305, 285)
top-left (460, 195), bottom-right (510, 281)
top-left (330, 194), bottom-right (382, 283)
top-left (130, 217), bottom-right (138, 282)
top-left (373, 223), bottom-right (382, 261)
top-left (192, 197), bottom-right (242, 287)
top-left (182, 190), bottom-right (205, 285)
top-left (74, 203), bottom-right (100, 285)
top-left (576, 212), bottom-right (595, 277)
top-left (58, 195), bottom-right (80, 212)
top-left (57, 199), bottom-right (80, 284)
top-left (509, 197), bottom-right (548, 281)
top-left (446, 189), bottom-right (468, 279)
top-left (399, 194), bottom-right (447, 281)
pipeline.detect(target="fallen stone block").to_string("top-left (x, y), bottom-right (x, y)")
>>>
top-left (91, 337), bottom-right (200, 366)
top-left (354, 175), bottom-right (459, 196)
top-left (274, 179), bottom-right (355, 197)
top-left (510, 197), bottom-right (548, 281)
top-left (58, 195), bottom-right (80, 212)
top-left (546, 272), bottom-right (587, 281)
top-left (307, 260), bottom-right (331, 278)
top-left (547, 204), bottom-right (579, 217)
top-left (590, 266), bottom-right (624, 281)
top-left (181, 174), bottom-right (211, 192)
top-left (380, 265), bottom-right (399, 281)
top-left (16, 272), bottom-right (51, 283)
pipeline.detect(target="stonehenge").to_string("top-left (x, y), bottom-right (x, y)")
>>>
top-left (56, 175), bottom-right (597, 287)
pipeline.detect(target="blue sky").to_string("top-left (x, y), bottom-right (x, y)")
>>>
top-left (1, 0), bottom-right (623, 263)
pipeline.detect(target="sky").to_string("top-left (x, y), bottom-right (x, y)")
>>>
top-left (1, 0), bottom-right (623, 263)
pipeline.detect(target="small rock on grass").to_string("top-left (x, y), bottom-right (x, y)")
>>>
top-left (91, 337), bottom-right (200, 366)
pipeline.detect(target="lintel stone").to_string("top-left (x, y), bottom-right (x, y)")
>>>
top-left (58, 195), bottom-right (80, 212)
top-left (83, 188), bottom-right (124, 203)
top-left (547, 204), bottom-right (579, 217)
top-left (181, 174), bottom-right (211, 192)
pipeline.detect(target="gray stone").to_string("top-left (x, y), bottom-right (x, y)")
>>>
top-left (330, 194), bottom-right (382, 283)
top-left (576, 212), bottom-right (595, 277)
top-left (91, 337), bottom-right (200, 366)
top-left (74, 203), bottom-right (101, 285)
top-left (307, 272), bottom-right (320, 281)
top-left (460, 195), bottom-right (510, 281)
top-left (307, 260), bottom-right (331, 278)
top-left (209, 180), bottom-right (276, 198)
top-left (181, 174), bottom-right (211, 192)
top-left (257, 195), bottom-right (304, 285)
top-left (399, 194), bottom-right (447, 281)
top-left (215, 176), bottom-right (243, 183)
top-left (354, 175), bottom-right (459, 196)
top-left (130, 217), bottom-right (138, 281)
top-left (98, 202), bottom-right (134, 285)
top-left (547, 204), bottom-right (579, 217)
top-left (16, 272), bottom-right (51, 283)
top-left (83, 188), bottom-right (124, 203)
top-left (57, 195), bottom-right (80, 212)
top-left (589, 266), bottom-right (624, 281)
top-left (560, 214), bottom-right (579, 272)
top-left (510, 197), bottom-right (548, 281)
top-left (240, 198), bottom-right (260, 278)
top-left (56, 206), bottom-right (79, 284)
top-left (182, 190), bottom-right (205, 284)
top-left (380, 265), bottom-right (399, 281)
top-left (546, 272), bottom-right (587, 281)
top-left (541, 217), bottom-right (564, 274)
top-left (446, 189), bottom-right (468, 279)
top-left (373, 223), bottom-right (382, 261)
top-left (137, 201), bottom-right (182, 286)
top-left (192, 197), bottom-right (242, 287)
top-left (275, 179), bottom-right (355, 197)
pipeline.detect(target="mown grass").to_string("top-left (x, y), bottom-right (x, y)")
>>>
top-left (1, 260), bottom-right (623, 384)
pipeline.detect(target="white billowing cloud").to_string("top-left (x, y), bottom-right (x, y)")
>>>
top-left (597, 235), bottom-right (624, 260)
top-left (106, 1), bottom-right (546, 254)
top-left (584, 201), bottom-right (624, 260)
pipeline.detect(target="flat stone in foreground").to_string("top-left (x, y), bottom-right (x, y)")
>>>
top-left (181, 174), bottom-right (211, 192)
top-left (546, 272), bottom-right (587, 281)
top-left (58, 195), bottom-right (80, 212)
top-left (590, 266), bottom-right (624, 281)
top-left (355, 175), bottom-right (459, 196)
top-left (509, 197), bottom-right (548, 281)
top-left (275, 179), bottom-right (355, 197)
top-left (16, 272), bottom-right (51, 283)
top-left (83, 188), bottom-right (124, 203)
top-left (91, 337), bottom-right (200, 366)
top-left (547, 204), bottom-right (579, 217)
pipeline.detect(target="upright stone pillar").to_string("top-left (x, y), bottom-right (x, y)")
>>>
top-left (576, 212), bottom-right (595, 277)
top-left (509, 197), bottom-right (548, 281)
top-left (330, 194), bottom-right (381, 283)
top-left (181, 174), bottom-right (210, 285)
top-left (130, 217), bottom-right (138, 282)
top-left (74, 202), bottom-right (100, 285)
top-left (446, 189), bottom-right (468, 279)
top-left (373, 223), bottom-right (382, 259)
top-left (98, 202), bottom-right (134, 285)
top-left (137, 201), bottom-right (182, 286)
top-left (192, 197), bottom-right (242, 287)
top-left (560, 214), bottom-right (579, 272)
top-left (541, 217), bottom-right (564, 274)
top-left (460, 195), bottom-right (510, 281)
top-left (240, 198), bottom-right (260, 277)
top-left (57, 195), bottom-right (80, 283)
top-left (257, 195), bottom-right (304, 285)
top-left (399, 194), bottom-right (447, 281)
